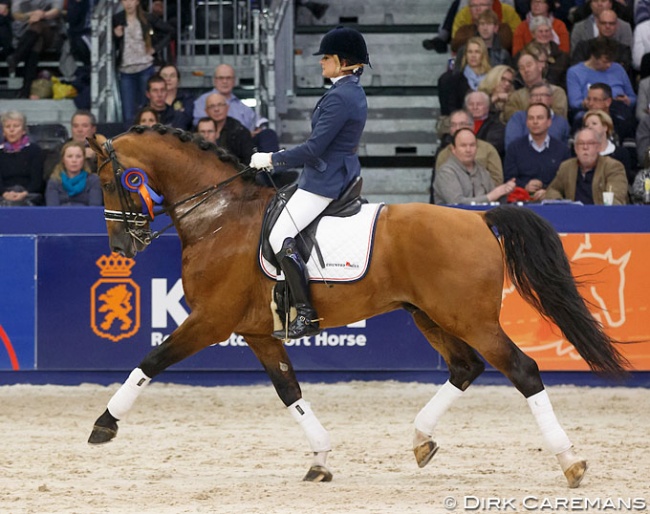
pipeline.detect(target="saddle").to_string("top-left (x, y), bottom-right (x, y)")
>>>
top-left (259, 176), bottom-right (365, 270)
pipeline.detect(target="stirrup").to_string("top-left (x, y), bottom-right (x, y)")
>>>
top-left (272, 308), bottom-right (321, 340)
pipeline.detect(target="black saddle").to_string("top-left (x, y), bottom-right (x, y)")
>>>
top-left (260, 176), bottom-right (366, 270)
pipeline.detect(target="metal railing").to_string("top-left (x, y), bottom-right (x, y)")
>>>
top-left (90, 0), bottom-right (295, 129)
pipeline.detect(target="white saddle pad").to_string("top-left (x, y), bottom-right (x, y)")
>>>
top-left (259, 203), bottom-right (384, 283)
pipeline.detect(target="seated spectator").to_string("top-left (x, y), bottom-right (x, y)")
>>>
top-left (465, 90), bottom-right (506, 158)
top-left (252, 117), bottom-right (280, 153)
top-left (7, 0), bottom-right (64, 98)
top-left (452, 1), bottom-right (517, 55)
top-left (0, 110), bottom-right (44, 204)
top-left (566, 37), bottom-right (636, 120)
top-left (512, 0), bottom-right (570, 55)
top-left (504, 103), bottom-right (570, 201)
top-left (134, 106), bottom-right (160, 127)
top-left (524, 21), bottom-right (570, 88)
top-left (45, 141), bottom-right (102, 206)
top-left (193, 64), bottom-right (257, 130)
top-left (478, 64), bottom-right (516, 118)
top-left (69, 110), bottom-right (100, 174)
top-left (434, 128), bottom-right (515, 204)
top-left (454, 10), bottom-right (512, 68)
top-left (453, 0), bottom-right (521, 51)
top-left (636, 76), bottom-right (650, 122)
top-left (196, 116), bottom-right (218, 143)
top-left (573, 82), bottom-right (636, 141)
top-left (570, 0), bottom-right (633, 27)
top-left (582, 109), bottom-right (634, 183)
top-left (505, 81), bottom-right (570, 148)
top-left (205, 92), bottom-right (254, 165)
top-left (635, 0), bottom-right (650, 25)
top-left (159, 63), bottom-right (195, 118)
top-left (570, 0), bottom-right (632, 50)
top-left (0, 0), bottom-right (12, 60)
top-left (546, 127), bottom-right (628, 204)
top-left (504, 48), bottom-right (568, 120)
top-left (439, 37), bottom-right (493, 116)
top-left (140, 75), bottom-right (192, 130)
top-left (435, 109), bottom-right (504, 191)
top-left (571, 10), bottom-right (633, 81)
top-left (635, 113), bottom-right (650, 167)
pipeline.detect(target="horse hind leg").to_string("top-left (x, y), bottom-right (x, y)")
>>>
top-left (245, 335), bottom-right (332, 483)
top-left (471, 326), bottom-right (587, 488)
top-left (410, 309), bottom-right (486, 468)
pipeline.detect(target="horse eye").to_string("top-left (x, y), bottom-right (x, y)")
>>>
top-left (103, 182), bottom-right (116, 193)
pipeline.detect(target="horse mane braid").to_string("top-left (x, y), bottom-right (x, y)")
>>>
top-left (129, 123), bottom-right (243, 171)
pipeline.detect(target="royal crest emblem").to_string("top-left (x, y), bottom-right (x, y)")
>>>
top-left (91, 253), bottom-right (141, 342)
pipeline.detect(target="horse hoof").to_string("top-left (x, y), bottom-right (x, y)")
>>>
top-left (88, 409), bottom-right (119, 445)
top-left (414, 439), bottom-right (439, 468)
top-left (564, 459), bottom-right (588, 488)
top-left (303, 465), bottom-right (333, 482)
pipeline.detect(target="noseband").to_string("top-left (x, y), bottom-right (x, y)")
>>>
top-left (99, 137), bottom-right (254, 250)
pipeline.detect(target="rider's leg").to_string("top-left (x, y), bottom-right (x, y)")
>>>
top-left (269, 189), bottom-right (332, 339)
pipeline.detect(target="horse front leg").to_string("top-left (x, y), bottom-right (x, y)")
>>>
top-left (245, 335), bottom-right (332, 483)
top-left (88, 314), bottom-right (226, 445)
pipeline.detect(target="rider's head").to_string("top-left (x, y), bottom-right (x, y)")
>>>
top-left (313, 26), bottom-right (370, 76)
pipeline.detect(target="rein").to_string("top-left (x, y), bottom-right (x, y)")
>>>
top-left (100, 137), bottom-right (253, 248)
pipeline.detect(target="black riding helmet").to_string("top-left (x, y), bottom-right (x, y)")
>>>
top-left (313, 26), bottom-right (370, 65)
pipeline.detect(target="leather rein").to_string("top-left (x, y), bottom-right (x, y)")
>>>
top-left (98, 137), bottom-right (253, 249)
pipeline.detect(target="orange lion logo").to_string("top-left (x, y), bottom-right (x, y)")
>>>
top-left (91, 253), bottom-right (140, 342)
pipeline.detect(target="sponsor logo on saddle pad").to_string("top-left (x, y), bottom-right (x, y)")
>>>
top-left (90, 253), bottom-right (141, 342)
top-left (259, 203), bottom-right (383, 282)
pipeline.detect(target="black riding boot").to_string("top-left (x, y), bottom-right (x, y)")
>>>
top-left (272, 237), bottom-right (320, 340)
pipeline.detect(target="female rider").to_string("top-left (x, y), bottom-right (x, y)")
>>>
top-left (249, 26), bottom-right (370, 340)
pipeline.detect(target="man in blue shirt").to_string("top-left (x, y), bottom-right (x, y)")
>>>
top-left (504, 103), bottom-right (570, 201)
top-left (193, 64), bottom-right (257, 130)
top-left (505, 82), bottom-right (570, 149)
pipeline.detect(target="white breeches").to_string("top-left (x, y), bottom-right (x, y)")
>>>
top-left (269, 188), bottom-right (333, 254)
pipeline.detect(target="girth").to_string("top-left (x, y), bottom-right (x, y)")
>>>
top-left (260, 176), bottom-right (365, 269)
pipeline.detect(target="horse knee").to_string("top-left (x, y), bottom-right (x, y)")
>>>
top-left (265, 366), bottom-right (302, 407)
top-left (448, 356), bottom-right (485, 390)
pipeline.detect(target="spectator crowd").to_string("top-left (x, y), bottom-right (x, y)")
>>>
top-left (427, 0), bottom-right (650, 205)
top-left (2, 0), bottom-right (650, 207)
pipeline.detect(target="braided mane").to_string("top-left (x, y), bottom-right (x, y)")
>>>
top-left (129, 124), bottom-right (243, 170)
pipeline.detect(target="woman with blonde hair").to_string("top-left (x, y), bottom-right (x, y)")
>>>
top-left (478, 64), bottom-right (516, 116)
top-left (582, 109), bottom-right (634, 184)
top-left (45, 141), bottom-right (102, 206)
top-left (439, 37), bottom-right (493, 116)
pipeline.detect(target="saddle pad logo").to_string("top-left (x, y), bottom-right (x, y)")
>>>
top-left (90, 253), bottom-right (141, 342)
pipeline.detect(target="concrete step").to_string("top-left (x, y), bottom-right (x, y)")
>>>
top-left (2, 99), bottom-right (77, 129)
top-left (361, 167), bottom-right (432, 204)
top-left (296, 0), bottom-right (443, 26)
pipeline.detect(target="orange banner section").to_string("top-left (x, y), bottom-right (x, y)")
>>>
top-left (501, 233), bottom-right (650, 371)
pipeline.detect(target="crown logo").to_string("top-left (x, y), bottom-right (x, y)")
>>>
top-left (96, 253), bottom-right (136, 277)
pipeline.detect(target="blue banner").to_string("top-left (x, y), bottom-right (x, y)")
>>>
top-left (0, 236), bottom-right (36, 370)
top-left (36, 235), bottom-right (438, 371)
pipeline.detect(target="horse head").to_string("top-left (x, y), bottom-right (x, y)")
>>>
top-left (88, 131), bottom-right (157, 258)
top-left (88, 125), bottom-right (265, 259)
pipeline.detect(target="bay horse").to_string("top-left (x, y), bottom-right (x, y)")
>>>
top-left (87, 125), bottom-right (628, 488)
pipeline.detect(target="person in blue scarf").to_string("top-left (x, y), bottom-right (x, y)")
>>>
top-left (45, 141), bottom-right (102, 206)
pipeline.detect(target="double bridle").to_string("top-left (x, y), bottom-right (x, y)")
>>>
top-left (99, 137), bottom-right (253, 249)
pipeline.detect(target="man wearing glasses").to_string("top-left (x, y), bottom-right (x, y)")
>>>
top-left (545, 127), bottom-right (628, 204)
top-left (193, 64), bottom-right (257, 130)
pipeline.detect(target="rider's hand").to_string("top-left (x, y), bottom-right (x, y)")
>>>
top-left (249, 152), bottom-right (273, 170)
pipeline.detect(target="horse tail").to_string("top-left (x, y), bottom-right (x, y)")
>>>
top-left (484, 205), bottom-right (629, 378)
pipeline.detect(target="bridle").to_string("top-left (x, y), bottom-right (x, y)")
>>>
top-left (98, 137), bottom-right (253, 250)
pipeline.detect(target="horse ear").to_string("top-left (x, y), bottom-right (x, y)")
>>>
top-left (87, 134), bottom-right (108, 158)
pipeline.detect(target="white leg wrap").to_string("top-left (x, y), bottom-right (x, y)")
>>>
top-left (107, 368), bottom-right (151, 420)
top-left (527, 389), bottom-right (572, 455)
top-left (288, 398), bottom-right (331, 453)
top-left (414, 380), bottom-right (464, 436)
